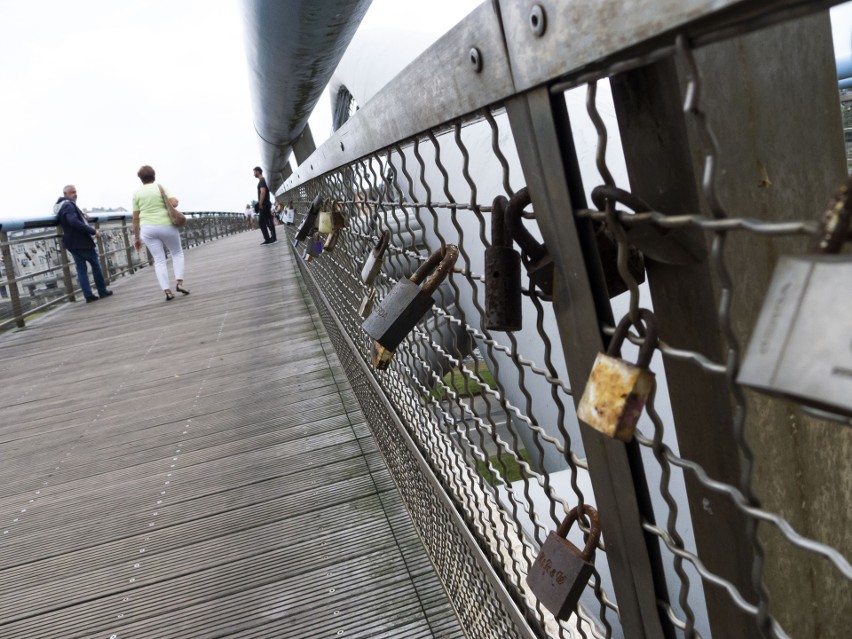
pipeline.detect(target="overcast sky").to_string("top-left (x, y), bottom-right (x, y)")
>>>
top-left (0, 1), bottom-right (849, 222)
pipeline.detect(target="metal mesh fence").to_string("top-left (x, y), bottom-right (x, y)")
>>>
top-left (277, 4), bottom-right (850, 638)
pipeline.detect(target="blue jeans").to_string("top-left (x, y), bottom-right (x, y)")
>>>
top-left (68, 248), bottom-right (108, 299)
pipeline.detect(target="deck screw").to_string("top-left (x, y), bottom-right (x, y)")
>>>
top-left (469, 47), bottom-right (482, 72)
top-left (529, 4), bottom-right (546, 37)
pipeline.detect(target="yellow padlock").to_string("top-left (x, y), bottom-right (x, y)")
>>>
top-left (317, 199), bottom-right (333, 234)
top-left (577, 310), bottom-right (658, 442)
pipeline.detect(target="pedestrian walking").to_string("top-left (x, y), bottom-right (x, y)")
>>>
top-left (132, 165), bottom-right (190, 302)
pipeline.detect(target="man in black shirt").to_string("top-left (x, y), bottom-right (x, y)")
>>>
top-left (253, 166), bottom-right (277, 245)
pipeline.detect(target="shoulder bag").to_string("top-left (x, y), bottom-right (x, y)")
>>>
top-left (158, 184), bottom-right (186, 228)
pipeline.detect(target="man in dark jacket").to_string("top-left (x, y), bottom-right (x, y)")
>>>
top-left (54, 185), bottom-right (112, 303)
top-left (253, 166), bottom-right (277, 245)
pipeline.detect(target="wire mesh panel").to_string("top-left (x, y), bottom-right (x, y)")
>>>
top-left (277, 2), bottom-right (851, 638)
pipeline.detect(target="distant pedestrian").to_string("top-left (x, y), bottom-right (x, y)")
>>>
top-left (283, 200), bottom-right (295, 225)
top-left (253, 166), bottom-right (277, 245)
top-left (244, 203), bottom-right (254, 229)
top-left (132, 165), bottom-right (190, 302)
top-left (54, 185), bottom-right (113, 303)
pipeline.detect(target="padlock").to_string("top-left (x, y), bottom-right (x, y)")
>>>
top-left (302, 231), bottom-right (323, 262)
top-left (485, 195), bottom-right (522, 331)
top-left (358, 287), bottom-right (377, 318)
top-left (526, 504), bottom-right (601, 620)
top-left (506, 187), bottom-right (554, 299)
top-left (295, 193), bottom-right (323, 244)
top-left (738, 175), bottom-right (852, 418)
top-left (317, 199), bottom-right (333, 235)
top-left (577, 309), bottom-right (658, 441)
top-left (362, 245), bottom-right (459, 369)
top-left (361, 230), bottom-right (392, 285)
top-left (323, 201), bottom-right (347, 252)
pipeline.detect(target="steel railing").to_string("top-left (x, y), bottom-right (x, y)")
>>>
top-left (272, 1), bottom-right (851, 638)
top-left (0, 213), bottom-right (247, 331)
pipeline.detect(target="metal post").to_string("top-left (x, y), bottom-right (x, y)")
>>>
top-left (57, 228), bottom-right (76, 302)
top-left (121, 219), bottom-right (135, 274)
top-left (609, 57), bottom-right (760, 637)
top-left (93, 221), bottom-right (111, 285)
top-left (506, 88), bottom-right (672, 639)
top-left (0, 231), bottom-right (25, 328)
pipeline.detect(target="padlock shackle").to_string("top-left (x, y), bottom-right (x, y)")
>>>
top-left (607, 309), bottom-right (659, 369)
top-left (506, 187), bottom-right (547, 261)
top-left (555, 504), bottom-right (601, 560)
top-left (813, 174), bottom-right (852, 255)
top-left (372, 230), bottom-right (392, 258)
top-left (491, 195), bottom-right (511, 248)
top-left (590, 184), bottom-right (652, 214)
top-left (410, 245), bottom-right (459, 294)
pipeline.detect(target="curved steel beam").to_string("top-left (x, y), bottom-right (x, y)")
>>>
top-left (243, 0), bottom-right (372, 191)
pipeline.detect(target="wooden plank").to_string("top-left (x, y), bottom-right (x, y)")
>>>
top-left (0, 231), bottom-right (462, 639)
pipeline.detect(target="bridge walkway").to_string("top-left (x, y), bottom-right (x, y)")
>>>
top-left (0, 230), bottom-right (464, 639)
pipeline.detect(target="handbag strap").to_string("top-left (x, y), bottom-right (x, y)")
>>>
top-left (157, 183), bottom-right (171, 210)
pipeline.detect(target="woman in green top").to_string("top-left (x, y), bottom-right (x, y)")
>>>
top-left (132, 165), bottom-right (190, 301)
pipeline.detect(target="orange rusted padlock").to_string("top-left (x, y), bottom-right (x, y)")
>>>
top-left (577, 310), bottom-right (658, 441)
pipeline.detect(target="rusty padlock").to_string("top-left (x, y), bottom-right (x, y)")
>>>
top-left (485, 195), bottom-right (522, 331)
top-left (506, 187), bottom-right (554, 300)
top-left (361, 230), bottom-right (392, 285)
top-left (362, 245), bottom-right (459, 369)
top-left (526, 504), bottom-right (601, 620)
top-left (576, 309), bottom-right (658, 441)
top-left (295, 193), bottom-right (323, 244)
top-left (738, 174), bottom-right (852, 418)
top-left (323, 201), bottom-right (347, 252)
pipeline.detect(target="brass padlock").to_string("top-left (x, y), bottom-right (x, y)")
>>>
top-left (362, 245), bottom-right (459, 369)
top-left (577, 310), bottom-right (658, 441)
top-left (485, 195), bottom-right (522, 331)
top-left (506, 187), bottom-right (554, 300)
top-left (361, 230), bottom-right (391, 286)
top-left (526, 504), bottom-right (601, 620)
top-left (294, 193), bottom-right (323, 244)
top-left (738, 175), bottom-right (852, 418)
top-left (317, 199), bottom-right (333, 235)
top-left (323, 201), bottom-right (346, 252)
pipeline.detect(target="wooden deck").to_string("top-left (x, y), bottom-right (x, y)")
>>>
top-left (0, 230), bottom-right (464, 638)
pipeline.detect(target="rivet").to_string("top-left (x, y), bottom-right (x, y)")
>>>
top-left (469, 47), bottom-right (482, 73)
top-left (529, 4), bottom-right (546, 37)
top-left (329, 588), bottom-right (336, 593)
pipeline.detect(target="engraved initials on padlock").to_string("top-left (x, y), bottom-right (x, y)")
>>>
top-left (526, 505), bottom-right (601, 620)
top-left (577, 310), bottom-right (658, 441)
top-left (738, 175), bottom-right (852, 418)
top-left (362, 245), bottom-right (459, 369)
top-left (485, 195), bottom-right (522, 331)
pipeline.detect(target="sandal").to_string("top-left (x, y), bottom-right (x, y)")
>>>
top-left (175, 284), bottom-right (190, 295)
top-left (165, 290), bottom-right (175, 301)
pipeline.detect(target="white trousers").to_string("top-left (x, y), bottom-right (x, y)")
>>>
top-left (141, 225), bottom-right (185, 291)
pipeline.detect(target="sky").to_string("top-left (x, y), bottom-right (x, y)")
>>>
top-left (0, 0), bottom-right (849, 222)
